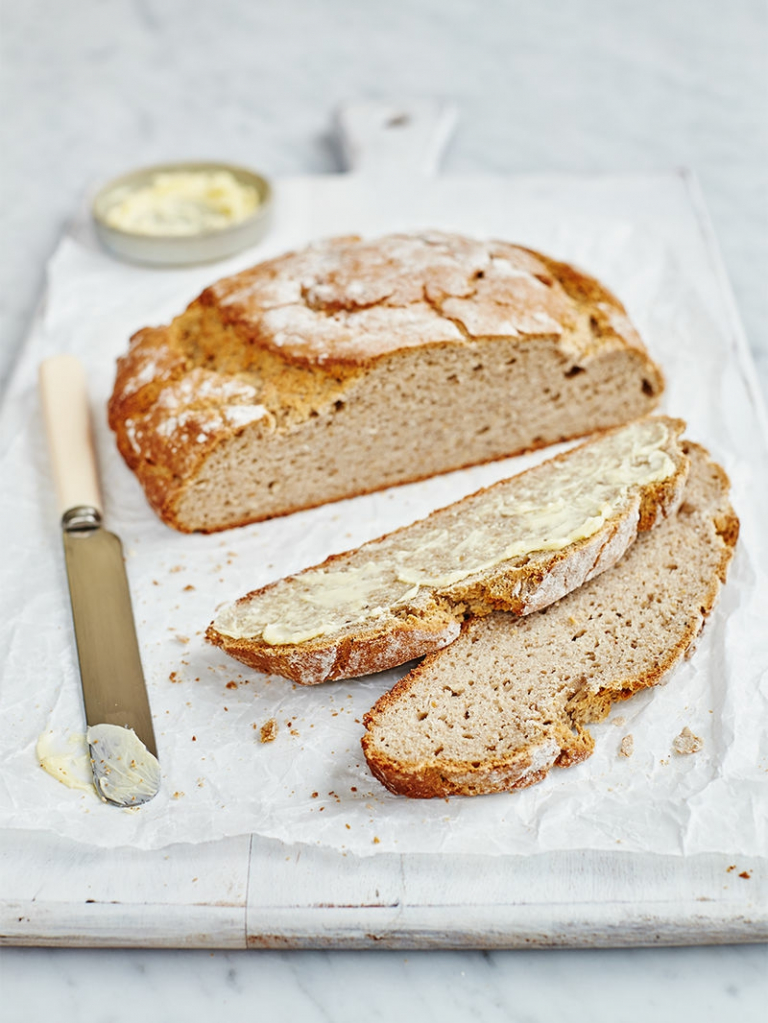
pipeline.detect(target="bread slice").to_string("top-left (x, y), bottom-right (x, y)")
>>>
top-left (108, 231), bottom-right (665, 533)
top-left (206, 417), bottom-right (689, 684)
top-left (361, 442), bottom-right (738, 798)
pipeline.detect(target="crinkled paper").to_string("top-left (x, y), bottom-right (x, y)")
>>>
top-left (1, 174), bottom-right (766, 855)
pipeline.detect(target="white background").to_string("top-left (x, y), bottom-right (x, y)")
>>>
top-left (1, 1), bottom-right (766, 1020)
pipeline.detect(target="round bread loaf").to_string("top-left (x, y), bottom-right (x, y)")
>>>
top-left (108, 231), bottom-right (665, 532)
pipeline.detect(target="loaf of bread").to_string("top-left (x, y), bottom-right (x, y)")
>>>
top-left (207, 417), bottom-right (689, 684)
top-left (361, 442), bottom-right (738, 798)
top-left (108, 231), bottom-right (665, 532)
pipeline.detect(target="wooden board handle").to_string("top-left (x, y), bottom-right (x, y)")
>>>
top-left (335, 100), bottom-right (458, 176)
top-left (39, 355), bottom-right (103, 519)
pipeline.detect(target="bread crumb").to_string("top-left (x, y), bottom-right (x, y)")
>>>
top-left (619, 734), bottom-right (634, 758)
top-left (225, 681), bottom-right (238, 690)
top-left (373, 836), bottom-right (380, 844)
top-left (672, 726), bottom-right (703, 755)
top-left (169, 565), bottom-right (184, 573)
top-left (183, 584), bottom-right (195, 592)
top-left (612, 716), bottom-right (626, 728)
top-left (726, 865), bottom-right (736, 873)
top-left (173, 791), bottom-right (185, 799)
top-left (169, 671), bottom-right (182, 683)
top-left (739, 870), bottom-right (752, 879)
top-left (260, 719), bottom-right (278, 743)
top-left (175, 634), bottom-right (189, 645)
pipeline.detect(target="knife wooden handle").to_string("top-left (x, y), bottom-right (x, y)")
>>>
top-left (39, 355), bottom-right (103, 519)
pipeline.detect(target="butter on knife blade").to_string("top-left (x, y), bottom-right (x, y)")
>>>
top-left (87, 724), bottom-right (161, 806)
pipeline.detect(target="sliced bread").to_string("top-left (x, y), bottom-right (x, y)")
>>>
top-left (361, 442), bottom-right (738, 798)
top-left (108, 231), bottom-right (665, 532)
top-left (207, 416), bottom-right (689, 684)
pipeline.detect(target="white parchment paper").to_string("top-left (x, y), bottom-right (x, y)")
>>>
top-left (1, 173), bottom-right (766, 856)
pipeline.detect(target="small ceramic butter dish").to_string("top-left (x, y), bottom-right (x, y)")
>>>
top-left (92, 161), bottom-right (272, 266)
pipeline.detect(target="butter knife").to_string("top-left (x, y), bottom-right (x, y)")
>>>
top-left (39, 355), bottom-right (160, 806)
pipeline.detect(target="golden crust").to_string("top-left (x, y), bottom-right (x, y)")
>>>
top-left (107, 232), bottom-right (665, 533)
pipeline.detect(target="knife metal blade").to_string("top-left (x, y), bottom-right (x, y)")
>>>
top-left (39, 355), bottom-right (160, 806)
top-left (62, 506), bottom-right (157, 757)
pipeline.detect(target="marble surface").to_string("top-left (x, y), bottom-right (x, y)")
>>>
top-left (2, 0), bottom-right (767, 1019)
top-left (2, 945), bottom-right (768, 1023)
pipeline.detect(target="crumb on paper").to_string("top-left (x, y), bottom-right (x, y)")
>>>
top-left (169, 671), bottom-right (182, 683)
top-left (175, 634), bottom-right (189, 645)
top-left (173, 791), bottom-right (185, 799)
top-left (183, 584), bottom-right (195, 592)
top-left (739, 870), bottom-right (752, 879)
top-left (726, 865), bottom-right (736, 873)
top-left (373, 836), bottom-right (380, 845)
top-left (169, 565), bottom-right (184, 573)
top-left (612, 715), bottom-right (626, 728)
top-left (260, 719), bottom-right (278, 743)
top-left (672, 726), bottom-right (703, 755)
top-left (225, 681), bottom-right (238, 690)
top-left (619, 734), bottom-right (634, 758)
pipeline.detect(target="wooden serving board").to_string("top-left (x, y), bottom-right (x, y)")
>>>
top-left (2, 828), bottom-right (766, 948)
top-left (2, 106), bottom-right (767, 948)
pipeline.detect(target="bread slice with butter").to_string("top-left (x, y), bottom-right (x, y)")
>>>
top-left (206, 416), bottom-right (689, 685)
top-left (361, 442), bottom-right (738, 798)
top-left (108, 231), bottom-right (665, 533)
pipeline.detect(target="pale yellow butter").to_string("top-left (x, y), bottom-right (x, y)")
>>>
top-left (86, 723), bottom-right (161, 805)
top-left (260, 563), bottom-right (395, 646)
top-left (104, 170), bottom-right (260, 236)
top-left (36, 731), bottom-right (95, 794)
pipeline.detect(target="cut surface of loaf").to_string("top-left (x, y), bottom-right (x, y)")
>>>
top-left (108, 231), bottom-right (665, 532)
top-left (361, 442), bottom-right (738, 798)
top-left (207, 417), bottom-right (689, 685)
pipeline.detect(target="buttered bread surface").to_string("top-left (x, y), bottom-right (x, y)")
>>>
top-left (108, 231), bottom-right (664, 532)
top-left (207, 417), bottom-right (688, 685)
